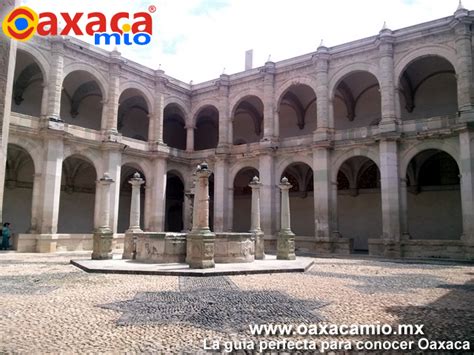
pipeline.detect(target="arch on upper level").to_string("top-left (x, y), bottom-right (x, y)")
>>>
top-left (193, 104), bottom-right (219, 150)
top-left (231, 95), bottom-right (264, 145)
top-left (163, 102), bottom-right (187, 150)
top-left (118, 88), bottom-right (150, 141)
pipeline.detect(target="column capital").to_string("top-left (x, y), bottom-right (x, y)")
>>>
top-left (249, 176), bottom-right (262, 189)
top-left (128, 172), bottom-right (145, 187)
top-left (99, 172), bottom-right (114, 185)
top-left (278, 177), bottom-right (293, 191)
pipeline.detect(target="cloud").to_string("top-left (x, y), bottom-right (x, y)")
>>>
top-left (21, 0), bottom-right (474, 83)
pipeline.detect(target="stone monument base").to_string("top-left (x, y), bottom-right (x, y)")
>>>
top-left (277, 230), bottom-right (296, 260)
top-left (186, 231), bottom-right (216, 269)
top-left (91, 227), bottom-right (113, 260)
top-left (215, 233), bottom-right (255, 263)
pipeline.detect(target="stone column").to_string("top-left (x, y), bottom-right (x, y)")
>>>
top-left (0, 0), bottom-right (19, 222)
top-left (92, 173), bottom-right (114, 260)
top-left (217, 74), bottom-right (231, 149)
top-left (186, 162), bottom-right (216, 268)
top-left (453, 7), bottom-right (474, 119)
top-left (378, 26), bottom-right (397, 133)
top-left (314, 45), bottom-right (331, 140)
top-left (249, 176), bottom-right (265, 259)
top-left (277, 177), bottom-right (296, 260)
top-left (460, 129), bottom-right (474, 242)
top-left (45, 37), bottom-right (64, 121)
top-left (259, 153), bottom-right (277, 237)
top-left (148, 157), bottom-right (167, 231)
top-left (379, 139), bottom-right (401, 257)
top-left (183, 190), bottom-right (194, 232)
top-left (313, 147), bottom-right (332, 240)
top-left (123, 172), bottom-right (145, 259)
top-left (29, 173), bottom-right (42, 233)
top-left (186, 125), bottom-right (195, 152)
top-left (101, 147), bottom-right (121, 233)
top-left (400, 178), bottom-right (410, 240)
top-left (149, 70), bottom-right (165, 145)
top-left (262, 61), bottom-right (276, 141)
top-left (101, 50), bottom-right (121, 138)
top-left (213, 157), bottom-right (228, 232)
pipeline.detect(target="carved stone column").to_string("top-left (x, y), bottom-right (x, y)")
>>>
top-left (123, 172), bottom-right (145, 259)
top-left (149, 69), bottom-right (165, 145)
top-left (186, 125), bottom-right (195, 152)
top-left (314, 44), bottom-right (331, 141)
top-left (186, 162), bottom-right (216, 268)
top-left (92, 173), bottom-right (114, 260)
top-left (262, 61), bottom-right (276, 142)
top-left (249, 176), bottom-right (265, 259)
top-left (277, 177), bottom-right (295, 260)
top-left (45, 37), bottom-right (64, 122)
top-left (378, 26), bottom-right (397, 133)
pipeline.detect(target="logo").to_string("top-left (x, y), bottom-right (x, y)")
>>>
top-left (2, 6), bottom-right (154, 46)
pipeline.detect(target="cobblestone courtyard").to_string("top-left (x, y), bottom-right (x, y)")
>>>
top-left (0, 252), bottom-right (473, 353)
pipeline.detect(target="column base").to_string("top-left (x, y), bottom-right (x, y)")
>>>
top-left (277, 230), bottom-right (296, 260)
top-left (91, 227), bottom-right (113, 260)
top-left (253, 230), bottom-right (266, 260)
top-left (186, 231), bottom-right (216, 268)
top-left (122, 228), bottom-right (143, 259)
top-left (36, 234), bottom-right (58, 253)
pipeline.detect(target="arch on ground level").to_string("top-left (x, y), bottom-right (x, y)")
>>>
top-left (11, 49), bottom-right (45, 117)
top-left (117, 164), bottom-right (146, 233)
top-left (332, 148), bottom-right (380, 182)
top-left (60, 70), bottom-right (105, 131)
top-left (229, 160), bottom-right (259, 186)
top-left (63, 148), bottom-right (101, 175)
top-left (336, 156), bottom-right (381, 252)
top-left (3, 144), bottom-right (35, 237)
top-left (399, 140), bottom-right (459, 180)
top-left (405, 149), bottom-right (462, 240)
top-left (118, 88), bottom-right (150, 141)
top-left (58, 155), bottom-right (97, 233)
top-left (5, 136), bottom-right (41, 174)
top-left (277, 83), bottom-right (317, 138)
top-left (165, 171), bottom-right (184, 232)
top-left (232, 167), bottom-right (260, 232)
top-left (194, 105), bottom-right (219, 150)
top-left (280, 162), bottom-right (314, 236)
top-left (231, 95), bottom-right (264, 145)
top-left (397, 54), bottom-right (457, 120)
top-left (163, 102), bottom-right (187, 150)
top-left (276, 155), bottom-right (313, 183)
top-left (331, 69), bottom-right (381, 130)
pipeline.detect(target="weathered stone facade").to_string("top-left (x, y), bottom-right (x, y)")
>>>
top-left (3, 5), bottom-right (474, 259)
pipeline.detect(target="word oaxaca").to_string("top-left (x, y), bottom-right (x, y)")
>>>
top-left (2, 6), bottom-right (154, 45)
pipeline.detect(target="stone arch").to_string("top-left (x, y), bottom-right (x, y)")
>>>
top-left (275, 76), bottom-right (317, 108)
top-left (120, 157), bottom-right (151, 179)
top-left (229, 89), bottom-right (264, 116)
top-left (63, 148), bottom-right (101, 175)
top-left (163, 101), bottom-right (187, 150)
top-left (164, 96), bottom-right (190, 118)
top-left (63, 63), bottom-right (109, 101)
top-left (400, 140), bottom-right (459, 180)
top-left (193, 104), bottom-right (219, 150)
top-left (328, 62), bottom-right (380, 100)
top-left (119, 81), bottom-right (154, 112)
top-left (17, 43), bottom-right (50, 81)
top-left (276, 155), bottom-right (313, 184)
top-left (118, 87), bottom-right (150, 141)
top-left (394, 45), bottom-right (459, 84)
top-left (231, 95), bottom-right (264, 145)
top-left (166, 163), bottom-right (191, 190)
top-left (232, 166), bottom-right (260, 232)
top-left (191, 101), bottom-right (220, 125)
top-left (6, 136), bottom-right (41, 174)
top-left (165, 170), bottom-right (185, 232)
top-left (229, 160), bottom-right (259, 186)
top-left (332, 147), bottom-right (380, 182)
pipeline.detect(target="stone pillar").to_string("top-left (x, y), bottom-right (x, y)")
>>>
top-left (101, 147), bottom-right (121, 233)
top-left (249, 176), bottom-right (265, 259)
top-left (123, 172), bottom-right (145, 259)
top-left (29, 173), bottom-right (42, 233)
top-left (186, 125), bottom-right (195, 152)
top-left (277, 177), bottom-right (296, 260)
top-left (400, 178), bottom-right (410, 239)
top-left (313, 147), bottom-right (332, 239)
top-left (460, 129), bottom-right (474, 241)
top-left (379, 140), bottom-right (401, 249)
top-left (453, 8), bottom-right (474, 119)
top-left (213, 157), bottom-right (228, 232)
top-left (45, 37), bottom-right (64, 121)
top-left (0, 0), bottom-right (19, 222)
top-left (183, 191), bottom-right (194, 232)
top-left (262, 61), bottom-right (276, 141)
top-left (186, 162), bottom-right (215, 268)
top-left (314, 45), bottom-right (331, 140)
top-left (378, 26), bottom-right (397, 132)
top-left (149, 70), bottom-right (165, 145)
top-left (259, 153), bottom-right (276, 237)
top-left (217, 74), bottom-right (231, 149)
top-left (102, 50), bottom-right (121, 136)
top-left (92, 173), bottom-right (114, 260)
top-left (148, 157), bottom-right (167, 231)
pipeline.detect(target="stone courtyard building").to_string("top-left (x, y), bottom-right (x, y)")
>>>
top-left (1, 2), bottom-right (474, 259)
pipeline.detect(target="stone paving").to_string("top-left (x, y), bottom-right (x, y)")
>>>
top-left (0, 252), bottom-right (473, 354)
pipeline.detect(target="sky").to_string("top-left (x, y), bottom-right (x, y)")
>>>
top-left (21, 0), bottom-right (474, 83)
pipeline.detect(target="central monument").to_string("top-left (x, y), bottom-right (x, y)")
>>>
top-left (185, 162), bottom-right (216, 268)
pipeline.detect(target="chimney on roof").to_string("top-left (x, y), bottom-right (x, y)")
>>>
top-left (245, 49), bottom-right (253, 70)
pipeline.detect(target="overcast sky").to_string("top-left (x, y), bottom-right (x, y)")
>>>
top-left (21, 0), bottom-right (474, 83)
